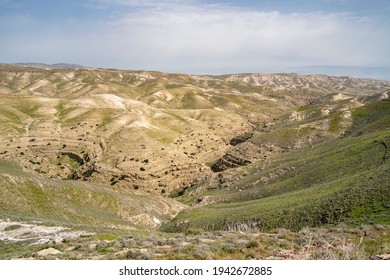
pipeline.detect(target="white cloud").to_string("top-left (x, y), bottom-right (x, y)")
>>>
top-left (97, 4), bottom-right (390, 71)
top-left (1, 1), bottom-right (389, 74)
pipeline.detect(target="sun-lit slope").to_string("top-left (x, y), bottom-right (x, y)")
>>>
top-left (0, 92), bottom-right (250, 192)
top-left (0, 65), bottom-right (255, 192)
top-left (0, 159), bottom-right (184, 229)
top-left (225, 73), bottom-right (390, 95)
top-left (163, 99), bottom-right (390, 232)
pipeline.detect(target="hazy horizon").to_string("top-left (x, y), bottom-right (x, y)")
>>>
top-left (1, 0), bottom-right (389, 80)
top-left (7, 61), bottom-right (390, 81)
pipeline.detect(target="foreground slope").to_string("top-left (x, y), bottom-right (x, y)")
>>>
top-left (0, 159), bottom-right (184, 229)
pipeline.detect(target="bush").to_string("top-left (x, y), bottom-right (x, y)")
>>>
top-left (185, 228), bottom-right (203, 236)
top-left (246, 240), bottom-right (259, 248)
top-left (245, 252), bottom-right (256, 259)
top-left (4, 224), bottom-right (22, 231)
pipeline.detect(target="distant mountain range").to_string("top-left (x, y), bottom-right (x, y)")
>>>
top-left (292, 65), bottom-right (390, 81)
top-left (13, 62), bottom-right (84, 69)
top-left (10, 62), bottom-right (390, 81)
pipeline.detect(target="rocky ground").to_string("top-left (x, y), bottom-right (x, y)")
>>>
top-left (1, 219), bottom-right (390, 260)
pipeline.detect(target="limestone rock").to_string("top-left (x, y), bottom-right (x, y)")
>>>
top-left (36, 248), bottom-right (62, 257)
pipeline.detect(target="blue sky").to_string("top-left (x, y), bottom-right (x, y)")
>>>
top-left (1, 0), bottom-right (390, 79)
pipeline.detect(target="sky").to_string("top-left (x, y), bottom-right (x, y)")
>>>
top-left (1, 0), bottom-right (390, 79)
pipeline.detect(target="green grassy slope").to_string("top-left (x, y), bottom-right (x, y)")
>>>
top-left (347, 100), bottom-right (390, 136)
top-left (163, 99), bottom-right (390, 232)
top-left (0, 160), bottom-right (183, 229)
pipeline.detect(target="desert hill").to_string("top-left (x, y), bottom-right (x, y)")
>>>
top-left (1, 64), bottom-right (388, 193)
top-left (1, 64), bottom-right (390, 259)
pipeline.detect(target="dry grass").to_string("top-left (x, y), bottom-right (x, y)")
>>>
top-left (2, 219), bottom-right (389, 260)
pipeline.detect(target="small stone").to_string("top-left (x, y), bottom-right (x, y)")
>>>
top-left (372, 254), bottom-right (390, 260)
top-left (65, 246), bottom-right (77, 252)
top-left (54, 238), bottom-right (63, 244)
top-left (139, 248), bottom-right (148, 254)
top-left (115, 250), bottom-right (128, 259)
top-left (36, 248), bottom-right (62, 257)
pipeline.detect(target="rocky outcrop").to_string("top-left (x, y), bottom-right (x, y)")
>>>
top-left (211, 154), bottom-right (251, 172)
top-left (210, 139), bottom-right (270, 173)
top-left (60, 152), bottom-right (84, 165)
top-left (229, 132), bottom-right (253, 146)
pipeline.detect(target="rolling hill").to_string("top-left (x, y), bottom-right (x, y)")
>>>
top-left (1, 63), bottom-right (390, 259)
